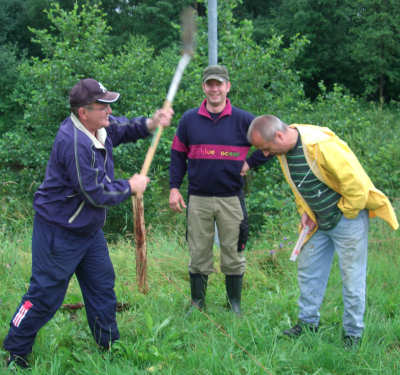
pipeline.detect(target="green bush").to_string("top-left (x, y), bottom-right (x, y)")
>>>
top-left (296, 82), bottom-right (400, 198)
top-left (0, 43), bottom-right (22, 134)
top-left (0, 1), bottom-right (309, 236)
top-left (1, 0), bottom-right (398, 239)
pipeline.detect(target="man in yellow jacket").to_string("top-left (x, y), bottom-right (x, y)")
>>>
top-left (247, 114), bottom-right (398, 347)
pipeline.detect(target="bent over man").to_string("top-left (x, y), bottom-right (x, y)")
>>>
top-left (3, 78), bottom-right (173, 368)
top-left (169, 65), bottom-right (272, 315)
top-left (248, 114), bottom-right (398, 346)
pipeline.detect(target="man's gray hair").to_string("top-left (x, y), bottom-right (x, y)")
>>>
top-left (247, 115), bottom-right (288, 143)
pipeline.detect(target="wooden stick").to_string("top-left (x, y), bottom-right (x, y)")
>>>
top-left (132, 100), bottom-right (172, 294)
top-left (61, 303), bottom-right (85, 310)
top-left (61, 302), bottom-right (131, 312)
top-left (132, 8), bottom-right (195, 294)
top-left (133, 194), bottom-right (148, 293)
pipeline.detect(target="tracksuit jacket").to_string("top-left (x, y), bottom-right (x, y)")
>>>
top-left (278, 124), bottom-right (399, 242)
top-left (3, 113), bottom-right (152, 356)
top-left (34, 113), bottom-right (151, 233)
top-left (170, 99), bottom-right (271, 195)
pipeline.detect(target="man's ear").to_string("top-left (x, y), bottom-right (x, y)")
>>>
top-left (275, 131), bottom-right (285, 143)
top-left (78, 106), bottom-right (87, 121)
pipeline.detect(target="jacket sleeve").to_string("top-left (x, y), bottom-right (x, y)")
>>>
top-left (246, 150), bottom-right (273, 168)
top-left (317, 139), bottom-right (371, 218)
top-left (242, 110), bottom-right (272, 167)
top-left (107, 115), bottom-right (151, 146)
top-left (169, 118), bottom-right (188, 189)
top-left (63, 138), bottom-right (131, 208)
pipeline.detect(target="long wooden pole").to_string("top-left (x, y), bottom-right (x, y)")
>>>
top-left (132, 100), bottom-right (172, 294)
top-left (133, 8), bottom-right (195, 294)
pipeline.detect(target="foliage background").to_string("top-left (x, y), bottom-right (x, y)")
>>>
top-left (1, 1), bottom-right (399, 239)
top-left (0, 1), bottom-right (399, 373)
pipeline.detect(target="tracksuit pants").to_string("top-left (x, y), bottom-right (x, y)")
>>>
top-left (3, 214), bottom-right (119, 356)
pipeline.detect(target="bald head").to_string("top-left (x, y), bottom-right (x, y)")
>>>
top-left (247, 115), bottom-right (288, 144)
top-left (247, 115), bottom-right (298, 156)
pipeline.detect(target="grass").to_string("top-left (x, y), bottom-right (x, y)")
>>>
top-left (0, 203), bottom-right (399, 374)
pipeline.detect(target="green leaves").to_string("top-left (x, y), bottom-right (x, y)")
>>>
top-left (1, 0), bottom-right (398, 238)
top-left (348, 0), bottom-right (400, 103)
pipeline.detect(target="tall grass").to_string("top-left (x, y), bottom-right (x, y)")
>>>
top-left (0, 201), bottom-right (399, 374)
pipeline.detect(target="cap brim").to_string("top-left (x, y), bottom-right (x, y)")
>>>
top-left (204, 75), bottom-right (225, 83)
top-left (97, 91), bottom-right (120, 103)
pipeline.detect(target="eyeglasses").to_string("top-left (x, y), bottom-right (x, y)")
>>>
top-left (84, 104), bottom-right (111, 112)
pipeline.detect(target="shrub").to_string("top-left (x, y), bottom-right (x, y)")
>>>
top-left (0, 1), bottom-right (309, 236)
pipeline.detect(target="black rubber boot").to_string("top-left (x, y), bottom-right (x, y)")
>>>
top-left (225, 274), bottom-right (243, 315)
top-left (189, 273), bottom-right (208, 310)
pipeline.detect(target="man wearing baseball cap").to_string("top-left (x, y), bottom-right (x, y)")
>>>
top-left (3, 78), bottom-right (173, 368)
top-left (169, 65), bottom-right (272, 315)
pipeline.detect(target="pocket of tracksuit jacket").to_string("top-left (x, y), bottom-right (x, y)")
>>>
top-left (237, 194), bottom-right (248, 252)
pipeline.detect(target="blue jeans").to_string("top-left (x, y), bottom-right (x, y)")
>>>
top-left (297, 210), bottom-right (369, 337)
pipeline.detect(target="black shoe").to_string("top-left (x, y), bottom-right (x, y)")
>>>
top-left (343, 335), bottom-right (361, 348)
top-left (283, 322), bottom-right (318, 338)
top-left (7, 353), bottom-right (30, 369)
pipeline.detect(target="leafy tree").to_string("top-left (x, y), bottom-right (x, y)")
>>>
top-left (102, 0), bottom-right (197, 51)
top-left (0, 0), bottom-right (307, 235)
top-left (258, 0), bottom-right (356, 99)
top-left (0, 44), bottom-right (22, 133)
top-left (0, 0), bottom-right (199, 56)
top-left (248, 0), bottom-right (400, 101)
top-left (0, 0), bottom-right (77, 57)
top-left (0, 0), bottom-right (31, 49)
top-left (348, 0), bottom-right (400, 104)
top-left (232, 0), bottom-right (280, 44)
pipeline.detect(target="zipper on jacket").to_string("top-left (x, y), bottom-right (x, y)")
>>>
top-left (68, 201), bottom-right (85, 224)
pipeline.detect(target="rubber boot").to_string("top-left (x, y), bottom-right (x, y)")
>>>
top-left (226, 274), bottom-right (243, 315)
top-left (189, 273), bottom-right (208, 311)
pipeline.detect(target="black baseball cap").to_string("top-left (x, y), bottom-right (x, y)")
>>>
top-left (69, 78), bottom-right (120, 107)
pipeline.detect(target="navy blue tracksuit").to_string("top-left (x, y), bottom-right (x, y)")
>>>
top-left (3, 113), bottom-right (152, 356)
top-left (4, 214), bottom-right (119, 355)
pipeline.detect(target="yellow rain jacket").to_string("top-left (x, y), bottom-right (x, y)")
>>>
top-left (277, 124), bottom-right (398, 241)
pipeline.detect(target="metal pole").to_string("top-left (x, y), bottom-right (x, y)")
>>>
top-left (208, 0), bottom-right (218, 65)
top-left (208, 0), bottom-right (219, 244)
